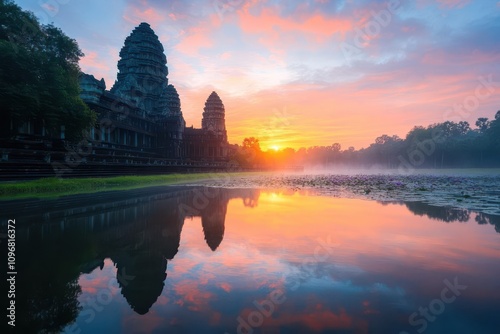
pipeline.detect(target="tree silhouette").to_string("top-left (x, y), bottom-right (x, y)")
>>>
top-left (0, 0), bottom-right (96, 141)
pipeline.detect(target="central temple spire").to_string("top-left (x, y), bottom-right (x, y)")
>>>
top-left (111, 22), bottom-right (169, 116)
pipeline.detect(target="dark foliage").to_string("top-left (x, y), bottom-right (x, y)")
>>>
top-left (0, 0), bottom-right (96, 141)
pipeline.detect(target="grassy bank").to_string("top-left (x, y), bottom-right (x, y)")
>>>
top-left (0, 173), bottom-right (246, 199)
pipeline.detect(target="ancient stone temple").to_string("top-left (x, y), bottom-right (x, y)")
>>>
top-left (183, 91), bottom-right (229, 160)
top-left (78, 22), bottom-right (227, 162)
top-left (0, 21), bottom-right (230, 177)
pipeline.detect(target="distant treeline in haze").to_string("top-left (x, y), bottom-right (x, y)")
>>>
top-left (236, 111), bottom-right (500, 169)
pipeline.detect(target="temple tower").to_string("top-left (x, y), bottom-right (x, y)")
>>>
top-left (157, 84), bottom-right (185, 159)
top-left (202, 91), bottom-right (227, 139)
top-left (111, 22), bottom-right (169, 116)
top-left (188, 91), bottom-right (228, 160)
top-left (166, 84), bottom-right (182, 116)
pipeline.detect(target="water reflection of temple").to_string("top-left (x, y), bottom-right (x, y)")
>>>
top-left (4, 187), bottom-right (259, 332)
top-left (90, 188), bottom-right (258, 314)
top-left (6, 191), bottom-right (500, 333)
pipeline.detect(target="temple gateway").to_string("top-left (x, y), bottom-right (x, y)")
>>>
top-left (80, 22), bottom-right (230, 163)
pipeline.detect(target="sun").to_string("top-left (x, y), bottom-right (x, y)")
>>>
top-left (270, 145), bottom-right (280, 151)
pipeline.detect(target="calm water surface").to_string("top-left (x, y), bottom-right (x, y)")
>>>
top-left (2, 186), bottom-right (500, 334)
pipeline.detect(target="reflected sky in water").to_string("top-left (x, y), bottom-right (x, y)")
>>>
top-left (2, 187), bottom-right (499, 334)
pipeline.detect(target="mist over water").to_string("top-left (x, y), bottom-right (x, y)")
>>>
top-left (196, 169), bottom-right (500, 216)
top-left (301, 165), bottom-right (500, 176)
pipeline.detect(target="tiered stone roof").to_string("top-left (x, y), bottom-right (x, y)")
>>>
top-left (111, 22), bottom-right (169, 116)
top-left (165, 84), bottom-right (181, 116)
top-left (202, 91), bottom-right (226, 133)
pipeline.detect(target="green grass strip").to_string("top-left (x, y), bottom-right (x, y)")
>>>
top-left (0, 172), bottom-right (251, 200)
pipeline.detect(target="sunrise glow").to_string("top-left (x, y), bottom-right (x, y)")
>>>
top-left (270, 145), bottom-right (280, 152)
top-left (16, 0), bottom-right (500, 150)
top-left (3, 1), bottom-right (500, 332)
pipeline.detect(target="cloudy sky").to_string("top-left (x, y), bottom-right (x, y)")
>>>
top-left (16, 0), bottom-right (500, 150)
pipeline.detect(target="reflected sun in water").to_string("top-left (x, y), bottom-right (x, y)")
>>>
top-left (5, 187), bottom-right (500, 334)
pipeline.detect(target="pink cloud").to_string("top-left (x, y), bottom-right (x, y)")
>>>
top-left (78, 259), bottom-right (119, 296)
top-left (173, 280), bottom-right (215, 311)
top-left (175, 26), bottom-right (214, 56)
top-left (80, 51), bottom-right (110, 71)
top-left (217, 282), bottom-right (232, 293)
top-left (123, 7), bottom-right (167, 26)
top-left (220, 52), bottom-right (231, 60)
top-left (79, 47), bottom-right (120, 89)
top-left (237, 6), bottom-right (352, 48)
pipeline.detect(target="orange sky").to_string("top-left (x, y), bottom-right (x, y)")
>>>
top-left (17, 0), bottom-right (500, 150)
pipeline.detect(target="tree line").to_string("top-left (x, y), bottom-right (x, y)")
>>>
top-left (0, 0), bottom-right (95, 141)
top-left (235, 111), bottom-right (500, 169)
